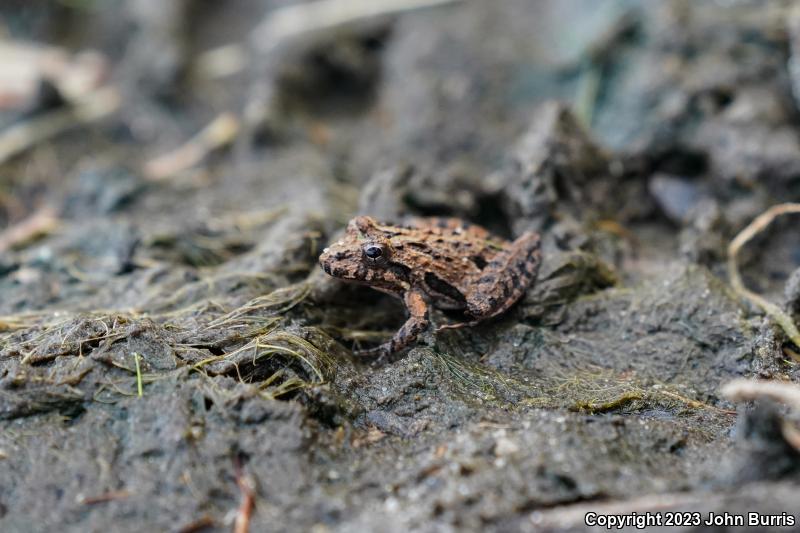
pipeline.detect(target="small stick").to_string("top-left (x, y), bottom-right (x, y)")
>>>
top-left (177, 516), bottom-right (216, 533)
top-left (78, 490), bottom-right (131, 505)
top-left (233, 461), bottom-right (256, 533)
top-left (721, 378), bottom-right (800, 412)
top-left (133, 352), bottom-right (144, 397)
top-left (0, 205), bottom-right (58, 253)
top-left (727, 203), bottom-right (800, 358)
top-left (782, 423), bottom-right (800, 451)
top-left (0, 86), bottom-right (119, 165)
top-left (722, 378), bottom-right (800, 453)
top-left (143, 112), bottom-right (239, 181)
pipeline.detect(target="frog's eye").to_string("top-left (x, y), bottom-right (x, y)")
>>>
top-left (364, 245), bottom-right (382, 258)
top-left (362, 243), bottom-right (389, 265)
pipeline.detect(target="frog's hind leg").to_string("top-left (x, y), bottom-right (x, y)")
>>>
top-left (438, 232), bottom-right (541, 331)
top-left (355, 289), bottom-right (430, 357)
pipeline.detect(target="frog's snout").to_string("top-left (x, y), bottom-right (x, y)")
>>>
top-left (319, 248), bottom-right (333, 274)
top-left (319, 247), bottom-right (348, 276)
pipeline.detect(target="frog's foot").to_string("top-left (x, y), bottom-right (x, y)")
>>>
top-left (354, 343), bottom-right (391, 358)
top-left (354, 289), bottom-right (430, 358)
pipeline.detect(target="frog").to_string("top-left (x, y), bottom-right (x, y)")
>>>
top-left (319, 215), bottom-right (541, 356)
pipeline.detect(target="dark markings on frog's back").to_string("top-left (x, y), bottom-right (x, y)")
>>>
top-left (471, 255), bottom-right (488, 269)
top-left (424, 272), bottom-right (467, 305)
top-left (390, 262), bottom-right (412, 282)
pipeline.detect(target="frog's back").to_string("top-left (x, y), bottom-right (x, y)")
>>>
top-left (378, 218), bottom-right (507, 302)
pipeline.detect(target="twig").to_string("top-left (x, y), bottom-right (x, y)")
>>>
top-left (177, 516), bottom-right (217, 533)
top-left (77, 490), bottom-right (131, 505)
top-left (782, 423), bottom-right (800, 451)
top-left (0, 205), bottom-right (58, 253)
top-left (722, 378), bottom-right (800, 453)
top-left (143, 112), bottom-right (239, 181)
top-left (234, 461), bottom-right (256, 533)
top-left (0, 41), bottom-right (107, 109)
top-left (133, 352), bottom-right (144, 397)
top-left (0, 86), bottom-right (120, 165)
top-left (721, 378), bottom-right (800, 412)
top-left (727, 203), bottom-right (800, 357)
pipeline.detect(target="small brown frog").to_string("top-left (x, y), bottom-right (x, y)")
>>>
top-left (319, 216), bottom-right (541, 356)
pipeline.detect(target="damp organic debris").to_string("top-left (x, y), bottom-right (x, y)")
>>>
top-left (1, 1), bottom-right (800, 532)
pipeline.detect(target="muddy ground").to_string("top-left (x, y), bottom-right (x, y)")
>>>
top-left (1, 1), bottom-right (800, 532)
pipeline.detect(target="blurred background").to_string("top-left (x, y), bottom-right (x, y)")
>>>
top-left (1, 0), bottom-right (798, 313)
top-left (2, 1), bottom-right (800, 532)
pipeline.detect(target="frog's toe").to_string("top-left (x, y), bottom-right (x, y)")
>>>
top-left (353, 343), bottom-right (392, 358)
top-left (436, 320), bottom-right (480, 332)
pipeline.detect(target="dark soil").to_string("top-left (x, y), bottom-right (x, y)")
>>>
top-left (1, 1), bottom-right (800, 532)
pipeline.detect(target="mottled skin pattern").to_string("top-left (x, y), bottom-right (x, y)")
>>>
top-left (319, 216), bottom-right (541, 356)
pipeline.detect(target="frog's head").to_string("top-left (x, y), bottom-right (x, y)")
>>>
top-left (319, 216), bottom-right (393, 281)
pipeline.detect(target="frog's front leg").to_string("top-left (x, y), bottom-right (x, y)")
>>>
top-left (355, 289), bottom-right (430, 357)
top-left (439, 232), bottom-right (541, 330)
